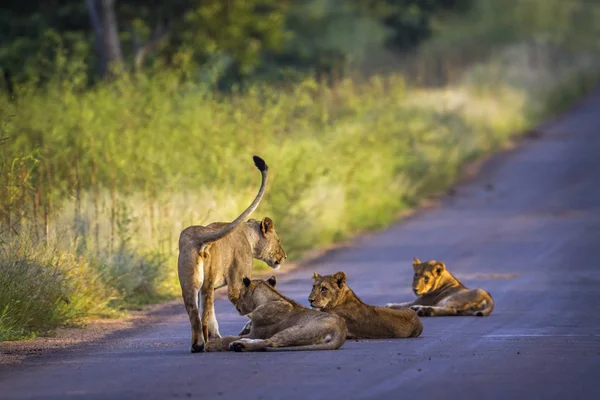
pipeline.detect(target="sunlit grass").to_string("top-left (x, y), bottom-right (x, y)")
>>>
top-left (0, 235), bottom-right (116, 341)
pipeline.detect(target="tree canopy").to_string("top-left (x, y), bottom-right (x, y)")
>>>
top-left (0, 0), bottom-right (471, 88)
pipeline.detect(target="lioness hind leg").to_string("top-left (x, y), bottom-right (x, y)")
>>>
top-left (439, 290), bottom-right (494, 316)
top-left (179, 249), bottom-right (205, 353)
top-left (385, 301), bottom-right (414, 309)
top-left (183, 287), bottom-right (204, 353)
top-left (410, 305), bottom-right (457, 317)
top-left (470, 290), bottom-right (494, 316)
top-left (204, 336), bottom-right (242, 352)
top-left (457, 299), bottom-right (493, 317)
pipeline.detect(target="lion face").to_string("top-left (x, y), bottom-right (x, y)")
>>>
top-left (252, 217), bottom-right (287, 270)
top-left (308, 272), bottom-right (347, 310)
top-left (411, 258), bottom-right (446, 295)
top-left (236, 276), bottom-right (277, 315)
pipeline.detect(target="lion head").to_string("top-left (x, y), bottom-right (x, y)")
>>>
top-left (411, 258), bottom-right (448, 295)
top-left (308, 272), bottom-right (347, 310)
top-left (236, 276), bottom-right (278, 315)
top-left (250, 217), bottom-right (287, 270)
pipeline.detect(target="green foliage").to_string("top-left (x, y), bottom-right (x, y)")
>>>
top-left (0, 0), bottom-right (468, 87)
top-left (351, 0), bottom-right (472, 50)
top-left (1, 0), bottom-right (291, 86)
top-left (96, 248), bottom-right (169, 308)
top-left (281, 0), bottom-right (389, 71)
top-left (0, 237), bottom-right (115, 341)
top-left (0, 1), bottom-right (92, 85)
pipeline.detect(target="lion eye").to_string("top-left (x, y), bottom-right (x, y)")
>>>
top-left (321, 287), bottom-right (327, 293)
top-left (424, 277), bottom-right (430, 283)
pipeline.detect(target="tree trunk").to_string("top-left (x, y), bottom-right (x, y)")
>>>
top-left (85, 0), bottom-right (123, 75)
top-left (101, 0), bottom-right (123, 71)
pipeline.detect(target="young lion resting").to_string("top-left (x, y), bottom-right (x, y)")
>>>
top-left (178, 156), bottom-right (287, 353)
top-left (385, 258), bottom-right (494, 317)
top-left (204, 277), bottom-right (347, 352)
top-left (309, 272), bottom-right (423, 339)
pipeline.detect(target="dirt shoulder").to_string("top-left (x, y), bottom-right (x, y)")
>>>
top-left (0, 301), bottom-right (181, 366)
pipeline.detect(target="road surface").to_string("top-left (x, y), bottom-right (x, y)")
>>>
top-left (1, 91), bottom-right (600, 400)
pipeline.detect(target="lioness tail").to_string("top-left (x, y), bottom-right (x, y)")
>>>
top-left (200, 155), bottom-right (269, 244)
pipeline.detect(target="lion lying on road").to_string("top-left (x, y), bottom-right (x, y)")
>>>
top-left (309, 272), bottom-right (423, 339)
top-left (237, 275), bottom-right (277, 337)
top-left (385, 258), bottom-right (494, 317)
top-left (204, 277), bottom-right (347, 352)
top-left (178, 156), bottom-right (287, 353)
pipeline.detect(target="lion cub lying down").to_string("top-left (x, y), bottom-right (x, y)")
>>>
top-left (204, 277), bottom-right (347, 352)
top-left (386, 258), bottom-right (494, 317)
top-left (309, 272), bottom-right (423, 339)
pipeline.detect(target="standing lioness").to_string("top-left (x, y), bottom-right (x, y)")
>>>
top-left (385, 258), bottom-right (494, 317)
top-left (178, 156), bottom-right (287, 353)
top-left (204, 277), bottom-right (347, 352)
top-left (309, 272), bottom-right (423, 339)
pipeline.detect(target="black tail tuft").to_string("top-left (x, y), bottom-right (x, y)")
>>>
top-left (253, 155), bottom-right (268, 172)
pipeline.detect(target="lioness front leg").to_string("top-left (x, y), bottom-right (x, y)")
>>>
top-left (385, 301), bottom-right (414, 309)
top-left (238, 320), bottom-right (252, 336)
top-left (229, 328), bottom-right (302, 352)
top-left (410, 305), bottom-right (457, 317)
top-left (229, 323), bottom-right (343, 352)
top-left (203, 336), bottom-right (242, 352)
top-left (226, 262), bottom-right (247, 307)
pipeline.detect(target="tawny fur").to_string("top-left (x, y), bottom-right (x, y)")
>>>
top-left (385, 258), bottom-right (494, 317)
top-left (177, 156), bottom-right (287, 353)
top-left (237, 275), bottom-right (276, 336)
top-left (309, 272), bottom-right (423, 339)
top-left (204, 277), bottom-right (347, 352)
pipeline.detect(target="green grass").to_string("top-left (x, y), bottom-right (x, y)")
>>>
top-left (0, 236), bottom-right (116, 341)
top-left (2, 0), bottom-right (600, 341)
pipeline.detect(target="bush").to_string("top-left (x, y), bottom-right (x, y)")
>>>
top-left (0, 237), bottom-right (114, 341)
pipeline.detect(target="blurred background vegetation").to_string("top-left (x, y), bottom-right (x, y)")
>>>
top-left (1, 0), bottom-right (600, 341)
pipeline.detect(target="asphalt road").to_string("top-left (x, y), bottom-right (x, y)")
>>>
top-left (2, 91), bottom-right (600, 400)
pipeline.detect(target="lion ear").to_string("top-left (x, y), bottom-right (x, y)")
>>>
top-left (243, 277), bottom-right (252, 287)
top-left (267, 276), bottom-right (277, 288)
top-left (333, 271), bottom-right (347, 288)
top-left (261, 217), bottom-right (275, 236)
top-left (434, 262), bottom-right (446, 276)
top-left (412, 258), bottom-right (422, 270)
top-left (312, 272), bottom-right (321, 280)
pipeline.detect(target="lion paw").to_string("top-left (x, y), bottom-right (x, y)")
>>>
top-left (229, 341), bottom-right (246, 352)
top-left (207, 331), bottom-right (222, 340)
top-left (411, 305), bottom-right (434, 317)
top-left (190, 342), bottom-right (205, 353)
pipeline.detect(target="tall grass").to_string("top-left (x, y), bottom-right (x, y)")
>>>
top-left (2, 0), bottom-right (600, 340)
top-left (0, 235), bottom-right (115, 341)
